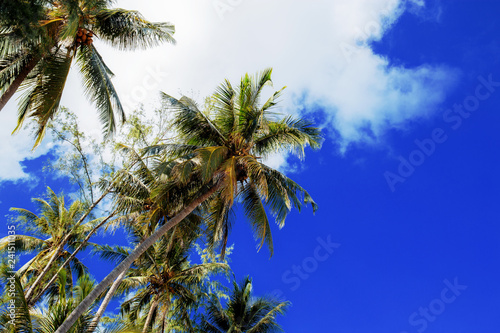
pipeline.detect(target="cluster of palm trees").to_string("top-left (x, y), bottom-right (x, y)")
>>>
top-left (1, 1), bottom-right (322, 332)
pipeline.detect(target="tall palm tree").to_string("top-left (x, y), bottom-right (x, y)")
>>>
top-left (86, 144), bottom-right (212, 331)
top-left (56, 68), bottom-right (321, 332)
top-left (200, 276), bottom-right (288, 333)
top-left (0, 0), bottom-right (175, 146)
top-left (0, 187), bottom-right (97, 304)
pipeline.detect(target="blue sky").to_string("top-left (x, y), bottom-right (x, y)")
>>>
top-left (2, 0), bottom-right (500, 332)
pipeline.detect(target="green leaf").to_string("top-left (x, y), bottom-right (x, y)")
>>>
top-left (197, 146), bottom-right (229, 183)
top-left (14, 46), bottom-right (72, 147)
top-left (94, 8), bottom-right (176, 50)
top-left (76, 44), bottom-right (125, 138)
top-left (241, 183), bottom-right (273, 255)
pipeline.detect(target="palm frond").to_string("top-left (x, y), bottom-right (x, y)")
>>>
top-left (141, 143), bottom-right (199, 159)
top-left (196, 146), bottom-right (229, 183)
top-left (93, 244), bottom-right (131, 264)
top-left (213, 79), bottom-right (237, 135)
top-left (14, 46), bottom-right (72, 147)
top-left (163, 93), bottom-right (227, 146)
top-left (93, 8), bottom-right (176, 50)
top-left (0, 235), bottom-right (45, 253)
top-left (260, 164), bottom-right (318, 227)
top-left (0, 50), bottom-right (36, 93)
top-left (254, 115), bottom-right (322, 159)
top-left (246, 299), bottom-right (289, 333)
top-left (76, 44), bottom-right (125, 138)
top-left (0, 273), bottom-right (33, 333)
top-left (241, 183), bottom-right (273, 255)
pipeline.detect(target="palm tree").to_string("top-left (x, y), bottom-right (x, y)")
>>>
top-left (96, 237), bottom-right (228, 333)
top-left (27, 211), bottom-right (116, 307)
top-left (56, 68), bottom-right (321, 332)
top-left (86, 144), bottom-right (212, 331)
top-left (200, 276), bottom-right (288, 333)
top-left (0, 0), bottom-right (175, 146)
top-left (0, 187), bottom-right (97, 304)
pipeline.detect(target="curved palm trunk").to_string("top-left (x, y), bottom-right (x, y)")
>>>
top-left (25, 188), bottom-right (111, 302)
top-left (29, 211), bottom-right (116, 306)
top-left (55, 182), bottom-right (221, 333)
top-left (0, 56), bottom-right (40, 111)
top-left (89, 268), bottom-right (128, 332)
top-left (143, 295), bottom-right (160, 333)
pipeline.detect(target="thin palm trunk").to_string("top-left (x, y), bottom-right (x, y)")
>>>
top-left (29, 211), bottom-right (116, 306)
top-left (55, 182), bottom-right (221, 333)
top-left (160, 307), bottom-right (168, 333)
top-left (0, 56), bottom-right (40, 111)
top-left (89, 268), bottom-right (128, 332)
top-left (142, 295), bottom-right (159, 333)
top-left (24, 242), bottom-right (64, 302)
top-left (25, 188), bottom-right (111, 302)
top-left (159, 297), bottom-right (171, 333)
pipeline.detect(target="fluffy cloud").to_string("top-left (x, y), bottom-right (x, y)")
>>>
top-left (0, 0), bottom-right (458, 181)
top-left (308, 49), bottom-right (458, 149)
top-left (0, 108), bottom-right (52, 181)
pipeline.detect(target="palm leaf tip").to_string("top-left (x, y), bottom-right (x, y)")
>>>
top-left (304, 191), bottom-right (318, 213)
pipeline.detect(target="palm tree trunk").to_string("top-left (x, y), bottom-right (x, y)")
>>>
top-left (29, 211), bottom-right (116, 306)
top-left (160, 309), bottom-right (167, 333)
top-left (142, 296), bottom-right (159, 333)
top-left (160, 298), bottom-right (171, 333)
top-left (24, 244), bottom-right (64, 302)
top-left (0, 56), bottom-right (40, 111)
top-left (89, 268), bottom-right (128, 332)
top-left (25, 188), bottom-right (111, 302)
top-left (55, 182), bottom-right (221, 333)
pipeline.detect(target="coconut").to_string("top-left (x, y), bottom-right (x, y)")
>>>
top-left (77, 30), bottom-right (83, 37)
top-left (81, 34), bottom-right (87, 42)
top-left (87, 31), bottom-right (93, 37)
top-left (76, 38), bottom-right (82, 43)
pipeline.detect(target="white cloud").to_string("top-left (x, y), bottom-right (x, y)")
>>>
top-left (0, 0), bottom-right (458, 181)
top-left (0, 103), bottom-right (53, 182)
top-left (309, 49), bottom-right (459, 149)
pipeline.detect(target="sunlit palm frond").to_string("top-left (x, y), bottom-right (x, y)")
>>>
top-left (254, 115), bottom-right (322, 159)
top-left (93, 244), bottom-right (130, 265)
top-left (76, 44), bottom-right (125, 138)
top-left (0, 235), bottom-right (45, 253)
top-left (213, 79), bottom-right (237, 135)
top-left (93, 9), bottom-right (176, 50)
top-left (164, 93), bottom-right (227, 146)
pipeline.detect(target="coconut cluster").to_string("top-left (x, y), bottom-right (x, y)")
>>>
top-left (75, 28), bottom-right (93, 47)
